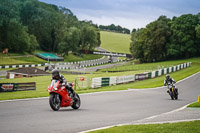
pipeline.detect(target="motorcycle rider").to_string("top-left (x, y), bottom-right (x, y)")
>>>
top-left (164, 74), bottom-right (177, 93)
top-left (51, 69), bottom-right (76, 98)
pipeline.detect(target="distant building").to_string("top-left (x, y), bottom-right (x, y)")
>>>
top-left (7, 67), bottom-right (49, 79)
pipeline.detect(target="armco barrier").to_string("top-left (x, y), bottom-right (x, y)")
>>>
top-left (0, 82), bottom-right (36, 92)
top-left (91, 62), bottom-right (191, 88)
top-left (135, 74), bottom-right (148, 80)
top-left (0, 63), bottom-right (46, 69)
top-left (101, 77), bottom-right (110, 87)
top-left (92, 75), bottom-right (135, 88)
top-left (116, 75), bottom-right (135, 84)
top-left (92, 77), bottom-right (102, 88)
top-left (0, 56), bottom-right (107, 70)
top-left (147, 62), bottom-right (191, 79)
top-left (110, 76), bottom-right (117, 85)
top-left (158, 69), bottom-right (162, 76)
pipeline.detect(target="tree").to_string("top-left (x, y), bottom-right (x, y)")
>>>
top-left (0, 0), bottom-right (100, 54)
top-left (29, 34), bottom-right (39, 52)
top-left (130, 14), bottom-right (200, 62)
top-left (195, 24), bottom-right (200, 55)
top-left (130, 28), bottom-right (147, 63)
top-left (130, 16), bottom-right (171, 62)
top-left (167, 14), bottom-right (199, 58)
top-left (80, 22), bottom-right (99, 50)
top-left (99, 24), bottom-right (130, 34)
top-left (58, 27), bottom-right (80, 56)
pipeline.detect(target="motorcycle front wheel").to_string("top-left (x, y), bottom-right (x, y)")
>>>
top-left (49, 93), bottom-right (61, 111)
top-left (169, 91), bottom-right (174, 100)
top-left (71, 93), bottom-right (81, 109)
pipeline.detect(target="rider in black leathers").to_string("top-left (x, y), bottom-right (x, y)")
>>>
top-left (164, 74), bottom-right (178, 93)
top-left (51, 69), bottom-right (76, 98)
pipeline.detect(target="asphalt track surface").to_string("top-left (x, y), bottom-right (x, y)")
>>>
top-left (0, 72), bottom-right (199, 133)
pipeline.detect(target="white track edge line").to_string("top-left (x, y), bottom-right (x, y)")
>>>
top-left (79, 119), bottom-right (200, 133)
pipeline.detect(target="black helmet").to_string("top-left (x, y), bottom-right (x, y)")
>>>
top-left (166, 74), bottom-right (170, 80)
top-left (52, 69), bottom-right (60, 79)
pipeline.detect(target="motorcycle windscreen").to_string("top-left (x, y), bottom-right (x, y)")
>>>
top-left (50, 80), bottom-right (60, 88)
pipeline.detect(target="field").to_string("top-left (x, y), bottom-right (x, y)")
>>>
top-left (0, 57), bottom-right (199, 100)
top-left (100, 31), bottom-right (131, 53)
top-left (89, 120), bottom-right (200, 133)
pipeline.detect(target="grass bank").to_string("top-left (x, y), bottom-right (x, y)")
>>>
top-left (99, 58), bottom-right (198, 72)
top-left (100, 31), bottom-right (131, 54)
top-left (0, 53), bottom-right (103, 66)
top-left (89, 120), bottom-right (200, 133)
top-left (187, 102), bottom-right (200, 107)
top-left (63, 54), bottom-right (103, 62)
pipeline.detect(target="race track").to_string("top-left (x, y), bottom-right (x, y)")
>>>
top-left (0, 72), bottom-right (199, 133)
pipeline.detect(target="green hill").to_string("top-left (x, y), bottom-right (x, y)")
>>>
top-left (0, 53), bottom-right (102, 66)
top-left (100, 31), bottom-right (131, 53)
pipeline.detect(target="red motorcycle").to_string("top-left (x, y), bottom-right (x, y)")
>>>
top-left (47, 80), bottom-right (81, 111)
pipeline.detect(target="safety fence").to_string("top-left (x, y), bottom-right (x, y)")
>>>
top-left (54, 58), bottom-right (125, 70)
top-left (91, 62), bottom-right (191, 88)
top-left (0, 56), bottom-right (118, 70)
top-left (55, 60), bottom-right (110, 70)
top-left (0, 82), bottom-right (36, 92)
top-left (0, 63), bottom-right (47, 69)
top-left (75, 76), bottom-right (90, 89)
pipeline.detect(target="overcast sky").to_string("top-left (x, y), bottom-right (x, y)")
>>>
top-left (39, 0), bottom-right (200, 30)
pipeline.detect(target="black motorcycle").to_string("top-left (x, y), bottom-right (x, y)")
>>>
top-left (167, 84), bottom-right (178, 100)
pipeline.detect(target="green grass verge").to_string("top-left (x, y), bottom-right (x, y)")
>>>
top-left (0, 53), bottom-right (45, 65)
top-left (0, 53), bottom-right (103, 66)
top-left (89, 120), bottom-right (200, 133)
top-left (187, 102), bottom-right (200, 107)
top-left (63, 54), bottom-right (103, 62)
top-left (0, 58), bottom-right (199, 100)
top-left (99, 58), bottom-right (198, 72)
top-left (100, 31), bottom-right (131, 54)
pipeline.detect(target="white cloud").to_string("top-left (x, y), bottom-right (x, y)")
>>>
top-left (40, 0), bottom-right (200, 30)
top-left (71, 6), bottom-right (179, 30)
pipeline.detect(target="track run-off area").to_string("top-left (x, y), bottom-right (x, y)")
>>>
top-left (0, 72), bottom-right (199, 133)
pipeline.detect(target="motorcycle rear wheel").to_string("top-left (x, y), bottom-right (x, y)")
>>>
top-left (71, 93), bottom-right (81, 109)
top-left (49, 93), bottom-right (61, 111)
top-left (174, 94), bottom-right (178, 100)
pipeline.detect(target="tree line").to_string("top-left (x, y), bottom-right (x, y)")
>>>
top-left (0, 0), bottom-right (101, 56)
top-left (130, 14), bottom-right (200, 63)
top-left (99, 24), bottom-right (130, 34)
